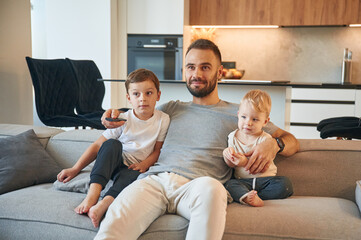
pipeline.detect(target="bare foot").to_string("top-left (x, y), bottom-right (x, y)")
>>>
top-left (74, 194), bottom-right (99, 214)
top-left (88, 197), bottom-right (114, 228)
top-left (244, 190), bottom-right (264, 207)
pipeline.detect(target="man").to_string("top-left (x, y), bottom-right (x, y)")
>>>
top-left (96, 39), bottom-right (299, 240)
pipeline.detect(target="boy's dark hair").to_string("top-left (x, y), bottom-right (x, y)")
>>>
top-left (125, 68), bottom-right (160, 94)
top-left (185, 39), bottom-right (222, 63)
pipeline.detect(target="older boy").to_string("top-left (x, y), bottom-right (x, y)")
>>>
top-left (57, 69), bottom-right (169, 228)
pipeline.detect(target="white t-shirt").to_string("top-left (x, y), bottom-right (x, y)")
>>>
top-left (227, 129), bottom-right (277, 179)
top-left (102, 109), bottom-right (170, 166)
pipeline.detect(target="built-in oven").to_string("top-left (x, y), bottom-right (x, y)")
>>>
top-left (127, 34), bottom-right (183, 81)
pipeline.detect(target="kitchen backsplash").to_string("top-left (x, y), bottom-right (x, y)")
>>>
top-left (184, 26), bottom-right (361, 84)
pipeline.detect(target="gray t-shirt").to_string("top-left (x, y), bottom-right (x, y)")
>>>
top-left (140, 100), bottom-right (278, 184)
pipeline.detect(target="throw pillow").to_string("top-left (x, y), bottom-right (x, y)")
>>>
top-left (53, 171), bottom-right (91, 194)
top-left (53, 171), bottom-right (113, 197)
top-left (0, 129), bottom-right (62, 194)
top-left (356, 180), bottom-right (361, 213)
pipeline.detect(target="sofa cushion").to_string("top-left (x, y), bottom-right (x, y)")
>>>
top-left (0, 123), bottom-right (64, 147)
top-left (356, 180), bottom-right (361, 213)
top-left (275, 139), bottom-right (361, 202)
top-left (0, 184), bottom-right (189, 240)
top-left (0, 129), bottom-right (62, 194)
top-left (224, 196), bottom-right (361, 240)
top-left (46, 129), bottom-right (103, 169)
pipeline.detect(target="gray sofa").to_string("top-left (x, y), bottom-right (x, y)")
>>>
top-left (1, 123), bottom-right (361, 240)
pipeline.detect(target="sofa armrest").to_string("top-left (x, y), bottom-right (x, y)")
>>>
top-left (275, 139), bottom-right (361, 202)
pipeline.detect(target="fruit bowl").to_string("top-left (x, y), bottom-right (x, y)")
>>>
top-left (222, 69), bottom-right (245, 79)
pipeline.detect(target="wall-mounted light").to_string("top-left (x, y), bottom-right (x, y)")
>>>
top-left (349, 24), bottom-right (361, 27)
top-left (191, 25), bottom-right (279, 29)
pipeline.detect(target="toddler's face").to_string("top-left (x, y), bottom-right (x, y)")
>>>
top-left (237, 102), bottom-right (269, 136)
top-left (126, 79), bottom-right (160, 120)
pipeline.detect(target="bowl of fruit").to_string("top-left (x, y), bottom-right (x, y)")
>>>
top-left (222, 68), bottom-right (245, 80)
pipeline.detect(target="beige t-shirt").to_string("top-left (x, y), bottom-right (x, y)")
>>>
top-left (227, 129), bottom-right (277, 179)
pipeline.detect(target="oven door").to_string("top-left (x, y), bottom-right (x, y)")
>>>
top-left (128, 47), bottom-right (181, 81)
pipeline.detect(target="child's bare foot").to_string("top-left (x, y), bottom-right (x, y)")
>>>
top-left (88, 196), bottom-right (114, 228)
top-left (244, 190), bottom-right (264, 207)
top-left (74, 194), bottom-right (99, 214)
top-left (75, 183), bottom-right (102, 214)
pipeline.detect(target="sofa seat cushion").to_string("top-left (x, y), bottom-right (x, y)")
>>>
top-left (224, 196), bottom-right (361, 240)
top-left (0, 184), bottom-right (188, 240)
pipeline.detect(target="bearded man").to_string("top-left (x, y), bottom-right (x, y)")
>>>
top-left (96, 39), bottom-right (299, 240)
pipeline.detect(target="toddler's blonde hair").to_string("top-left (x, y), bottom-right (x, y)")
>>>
top-left (240, 89), bottom-right (272, 117)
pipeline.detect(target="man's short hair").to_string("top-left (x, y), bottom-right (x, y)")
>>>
top-left (125, 68), bottom-right (160, 94)
top-left (186, 39), bottom-right (222, 63)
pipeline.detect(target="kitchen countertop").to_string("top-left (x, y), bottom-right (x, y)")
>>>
top-left (214, 80), bottom-right (360, 89)
top-left (100, 79), bottom-right (361, 89)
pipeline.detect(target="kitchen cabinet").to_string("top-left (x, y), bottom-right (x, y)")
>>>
top-left (189, 0), bottom-right (360, 26)
top-left (290, 88), bottom-right (359, 139)
top-left (127, 0), bottom-right (184, 34)
top-left (272, 0), bottom-right (360, 26)
top-left (189, 0), bottom-right (273, 25)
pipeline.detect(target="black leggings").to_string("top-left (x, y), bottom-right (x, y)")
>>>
top-left (90, 139), bottom-right (140, 198)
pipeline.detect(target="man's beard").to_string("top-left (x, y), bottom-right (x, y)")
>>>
top-left (186, 72), bottom-right (218, 98)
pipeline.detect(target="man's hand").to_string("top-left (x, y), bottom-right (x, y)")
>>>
top-left (244, 128), bottom-right (300, 174)
top-left (101, 109), bottom-right (123, 129)
top-left (244, 138), bottom-right (278, 174)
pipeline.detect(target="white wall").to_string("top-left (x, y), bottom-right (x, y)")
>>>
top-left (30, 0), bottom-right (112, 125)
top-left (0, 0), bottom-right (33, 124)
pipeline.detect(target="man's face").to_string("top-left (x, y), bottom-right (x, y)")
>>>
top-left (184, 49), bottom-right (222, 98)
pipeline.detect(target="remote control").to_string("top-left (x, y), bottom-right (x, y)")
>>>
top-left (105, 117), bottom-right (127, 122)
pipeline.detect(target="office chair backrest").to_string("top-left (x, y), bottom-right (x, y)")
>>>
top-left (26, 57), bottom-right (78, 119)
top-left (66, 58), bottom-right (105, 115)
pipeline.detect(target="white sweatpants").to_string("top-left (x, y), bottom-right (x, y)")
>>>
top-left (95, 172), bottom-right (228, 240)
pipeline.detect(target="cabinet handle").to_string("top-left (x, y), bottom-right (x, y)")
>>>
top-left (143, 44), bottom-right (167, 48)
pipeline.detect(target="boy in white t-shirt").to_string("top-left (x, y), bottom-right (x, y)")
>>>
top-left (223, 90), bottom-right (293, 207)
top-left (57, 69), bottom-right (170, 227)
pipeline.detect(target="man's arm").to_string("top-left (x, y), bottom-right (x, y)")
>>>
top-left (271, 128), bottom-right (300, 157)
top-left (245, 128), bottom-right (300, 174)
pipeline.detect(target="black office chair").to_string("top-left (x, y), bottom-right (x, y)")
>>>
top-left (67, 58), bottom-right (130, 117)
top-left (317, 116), bottom-right (361, 140)
top-left (66, 58), bottom-right (105, 116)
top-left (26, 57), bottom-right (105, 129)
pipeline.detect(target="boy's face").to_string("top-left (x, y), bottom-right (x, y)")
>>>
top-left (237, 102), bottom-right (270, 136)
top-left (126, 79), bottom-right (160, 120)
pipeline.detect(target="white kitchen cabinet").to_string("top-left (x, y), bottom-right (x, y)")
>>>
top-left (356, 90), bottom-right (361, 117)
top-left (127, 0), bottom-right (184, 34)
top-left (290, 88), bottom-right (358, 139)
